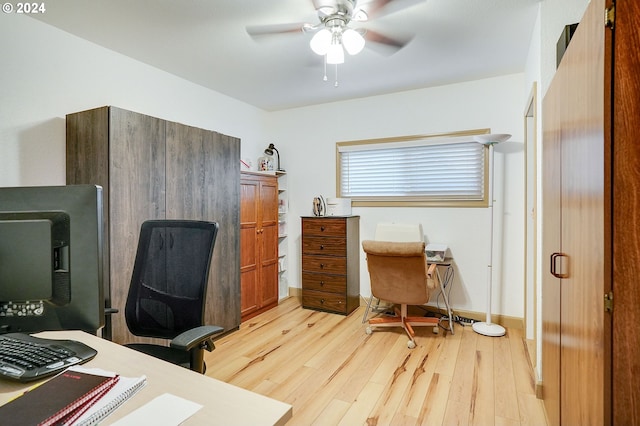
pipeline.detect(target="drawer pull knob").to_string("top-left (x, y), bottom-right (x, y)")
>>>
top-left (320, 264), bottom-right (324, 269)
top-left (320, 245), bottom-right (324, 250)
top-left (320, 281), bottom-right (324, 286)
top-left (320, 226), bottom-right (325, 231)
top-left (320, 299), bottom-right (325, 304)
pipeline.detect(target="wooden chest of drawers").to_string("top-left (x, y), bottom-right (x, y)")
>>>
top-left (301, 216), bottom-right (360, 315)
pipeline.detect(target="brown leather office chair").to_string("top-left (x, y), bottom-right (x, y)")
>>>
top-left (362, 240), bottom-right (439, 348)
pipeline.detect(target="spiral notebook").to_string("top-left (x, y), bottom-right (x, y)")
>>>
top-left (0, 366), bottom-right (119, 426)
top-left (72, 373), bottom-right (147, 426)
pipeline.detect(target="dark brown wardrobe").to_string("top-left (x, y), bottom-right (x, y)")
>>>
top-left (66, 106), bottom-right (240, 345)
top-left (541, 0), bottom-right (640, 424)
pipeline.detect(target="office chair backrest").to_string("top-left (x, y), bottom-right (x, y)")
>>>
top-left (125, 220), bottom-right (219, 340)
top-left (362, 240), bottom-right (430, 306)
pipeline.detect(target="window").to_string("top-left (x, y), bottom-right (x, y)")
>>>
top-left (336, 130), bottom-right (490, 207)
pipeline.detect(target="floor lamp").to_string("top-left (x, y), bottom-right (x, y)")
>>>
top-left (472, 133), bottom-right (511, 337)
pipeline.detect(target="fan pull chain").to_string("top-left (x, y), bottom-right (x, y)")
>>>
top-left (334, 64), bottom-right (339, 87)
top-left (323, 55), bottom-right (328, 82)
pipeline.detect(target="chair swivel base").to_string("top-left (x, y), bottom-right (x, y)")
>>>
top-left (366, 306), bottom-right (439, 348)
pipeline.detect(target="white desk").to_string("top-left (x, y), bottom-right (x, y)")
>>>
top-left (0, 331), bottom-right (292, 425)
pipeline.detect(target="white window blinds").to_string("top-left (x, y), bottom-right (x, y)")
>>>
top-left (338, 139), bottom-right (486, 203)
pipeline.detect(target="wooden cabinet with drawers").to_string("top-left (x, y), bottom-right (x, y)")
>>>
top-left (301, 216), bottom-right (360, 315)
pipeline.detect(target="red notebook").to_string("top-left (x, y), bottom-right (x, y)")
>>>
top-left (0, 366), bottom-right (119, 426)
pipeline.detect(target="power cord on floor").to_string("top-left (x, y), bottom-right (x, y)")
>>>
top-left (453, 315), bottom-right (475, 326)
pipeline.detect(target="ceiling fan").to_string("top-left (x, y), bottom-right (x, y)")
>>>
top-left (246, 0), bottom-right (421, 84)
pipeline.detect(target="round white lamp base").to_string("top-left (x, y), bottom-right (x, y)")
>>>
top-left (472, 321), bottom-right (506, 337)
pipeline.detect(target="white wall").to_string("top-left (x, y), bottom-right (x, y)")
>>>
top-left (539, 0), bottom-right (590, 96)
top-left (0, 14), bottom-right (268, 188)
top-left (268, 74), bottom-right (527, 319)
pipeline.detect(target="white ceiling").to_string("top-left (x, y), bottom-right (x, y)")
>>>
top-left (32, 0), bottom-right (540, 111)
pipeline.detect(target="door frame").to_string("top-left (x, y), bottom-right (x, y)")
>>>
top-left (523, 82), bottom-right (538, 369)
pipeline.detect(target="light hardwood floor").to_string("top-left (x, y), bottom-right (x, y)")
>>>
top-left (205, 297), bottom-right (547, 425)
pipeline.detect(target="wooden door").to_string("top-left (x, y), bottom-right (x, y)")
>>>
top-left (240, 173), bottom-right (279, 322)
top-left (541, 80), bottom-right (562, 426)
top-left (559, 0), bottom-right (607, 421)
top-left (541, 0), bottom-right (609, 424)
top-left (166, 122), bottom-right (241, 333)
top-left (259, 179), bottom-right (279, 309)
top-left (240, 177), bottom-right (260, 318)
top-left (611, 0), bottom-right (640, 423)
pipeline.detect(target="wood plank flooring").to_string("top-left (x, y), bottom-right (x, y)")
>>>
top-left (204, 297), bottom-right (547, 425)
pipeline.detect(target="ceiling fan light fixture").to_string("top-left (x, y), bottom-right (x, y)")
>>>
top-left (326, 42), bottom-right (344, 64)
top-left (310, 28), bottom-right (332, 55)
top-left (342, 28), bottom-right (365, 55)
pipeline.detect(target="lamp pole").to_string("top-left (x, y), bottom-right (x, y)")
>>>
top-left (472, 134), bottom-right (511, 337)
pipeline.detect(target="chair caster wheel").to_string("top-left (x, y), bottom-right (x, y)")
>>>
top-left (365, 327), bottom-right (372, 335)
top-left (407, 340), bottom-right (416, 349)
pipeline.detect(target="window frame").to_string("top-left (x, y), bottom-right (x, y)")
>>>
top-left (335, 129), bottom-right (491, 207)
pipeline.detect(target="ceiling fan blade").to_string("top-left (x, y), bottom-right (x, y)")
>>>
top-left (311, 0), bottom-right (338, 16)
top-left (364, 29), bottom-right (412, 54)
top-left (246, 23), bottom-right (308, 38)
top-left (363, 0), bottom-right (425, 20)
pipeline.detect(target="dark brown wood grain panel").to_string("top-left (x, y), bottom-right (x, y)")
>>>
top-left (612, 0), bottom-right (640, 423)
top-left (107, 107), bottom-right (166, 346)
top-left (302, 236), bottom-right (347, 256)
top-left (66, 107), bottom-right (240, 344)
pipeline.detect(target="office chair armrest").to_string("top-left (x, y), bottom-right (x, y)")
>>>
top-left (170, 325), bottom-right (224, 352)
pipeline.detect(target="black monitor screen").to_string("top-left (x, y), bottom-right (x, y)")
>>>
top-left (0, 185), bottom-right (104, 334)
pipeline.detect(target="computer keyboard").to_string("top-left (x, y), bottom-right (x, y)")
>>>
top-left (0, 333), bottom-right (97, 382)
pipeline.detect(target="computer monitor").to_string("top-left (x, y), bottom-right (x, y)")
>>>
top-left (0, 185), bottom-right (104, 334)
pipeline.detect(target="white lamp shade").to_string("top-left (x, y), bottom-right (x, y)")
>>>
top-left (310, 29), bottom-right (331, 55)
top-left (327, 43), bottom-right (345, 64)
top-left (342, 29), bottom-right (365, 55)
top-left (474, 133), bottom-right (512, 145)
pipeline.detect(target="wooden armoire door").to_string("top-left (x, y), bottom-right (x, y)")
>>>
top-left (166, 121), bottom-right (241, 333)
top-left (258, 178), bottom-right (279, 311)
top-left (541, 0), bottom-right (608, 424)
top-left (541, 78), bottom-right (562, 426)
top-left (240, 172), bottom-right (278, 322)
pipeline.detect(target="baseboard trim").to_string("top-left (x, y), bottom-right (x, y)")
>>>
top-left (289, 287), bottom-right (302, 298)
top-left (535, 381), bottom-right (544, 400)
top-left (291, 287), bottom-right (525, 330)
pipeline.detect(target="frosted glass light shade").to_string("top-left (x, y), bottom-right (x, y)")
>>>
top-left (327, 43), bottom-right (345, 64)
top-left (342, 29), bottom-right (365, 55)
top-left (310, 29), bottom-right (331, 55)
top-left (474, 133), bottom-right (512, 145)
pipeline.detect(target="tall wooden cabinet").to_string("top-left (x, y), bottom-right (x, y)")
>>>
top-left (301, 216), bottom-right (360, 315)
top-left (541, 0), bottom-right (640, 424)
top-left (240, 172), bottom-right (279, 322)
top-left (66, 106), bottom-right (241, 344)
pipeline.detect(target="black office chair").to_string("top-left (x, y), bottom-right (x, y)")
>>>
top-left (124, 220), bottom-right (224, 374)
